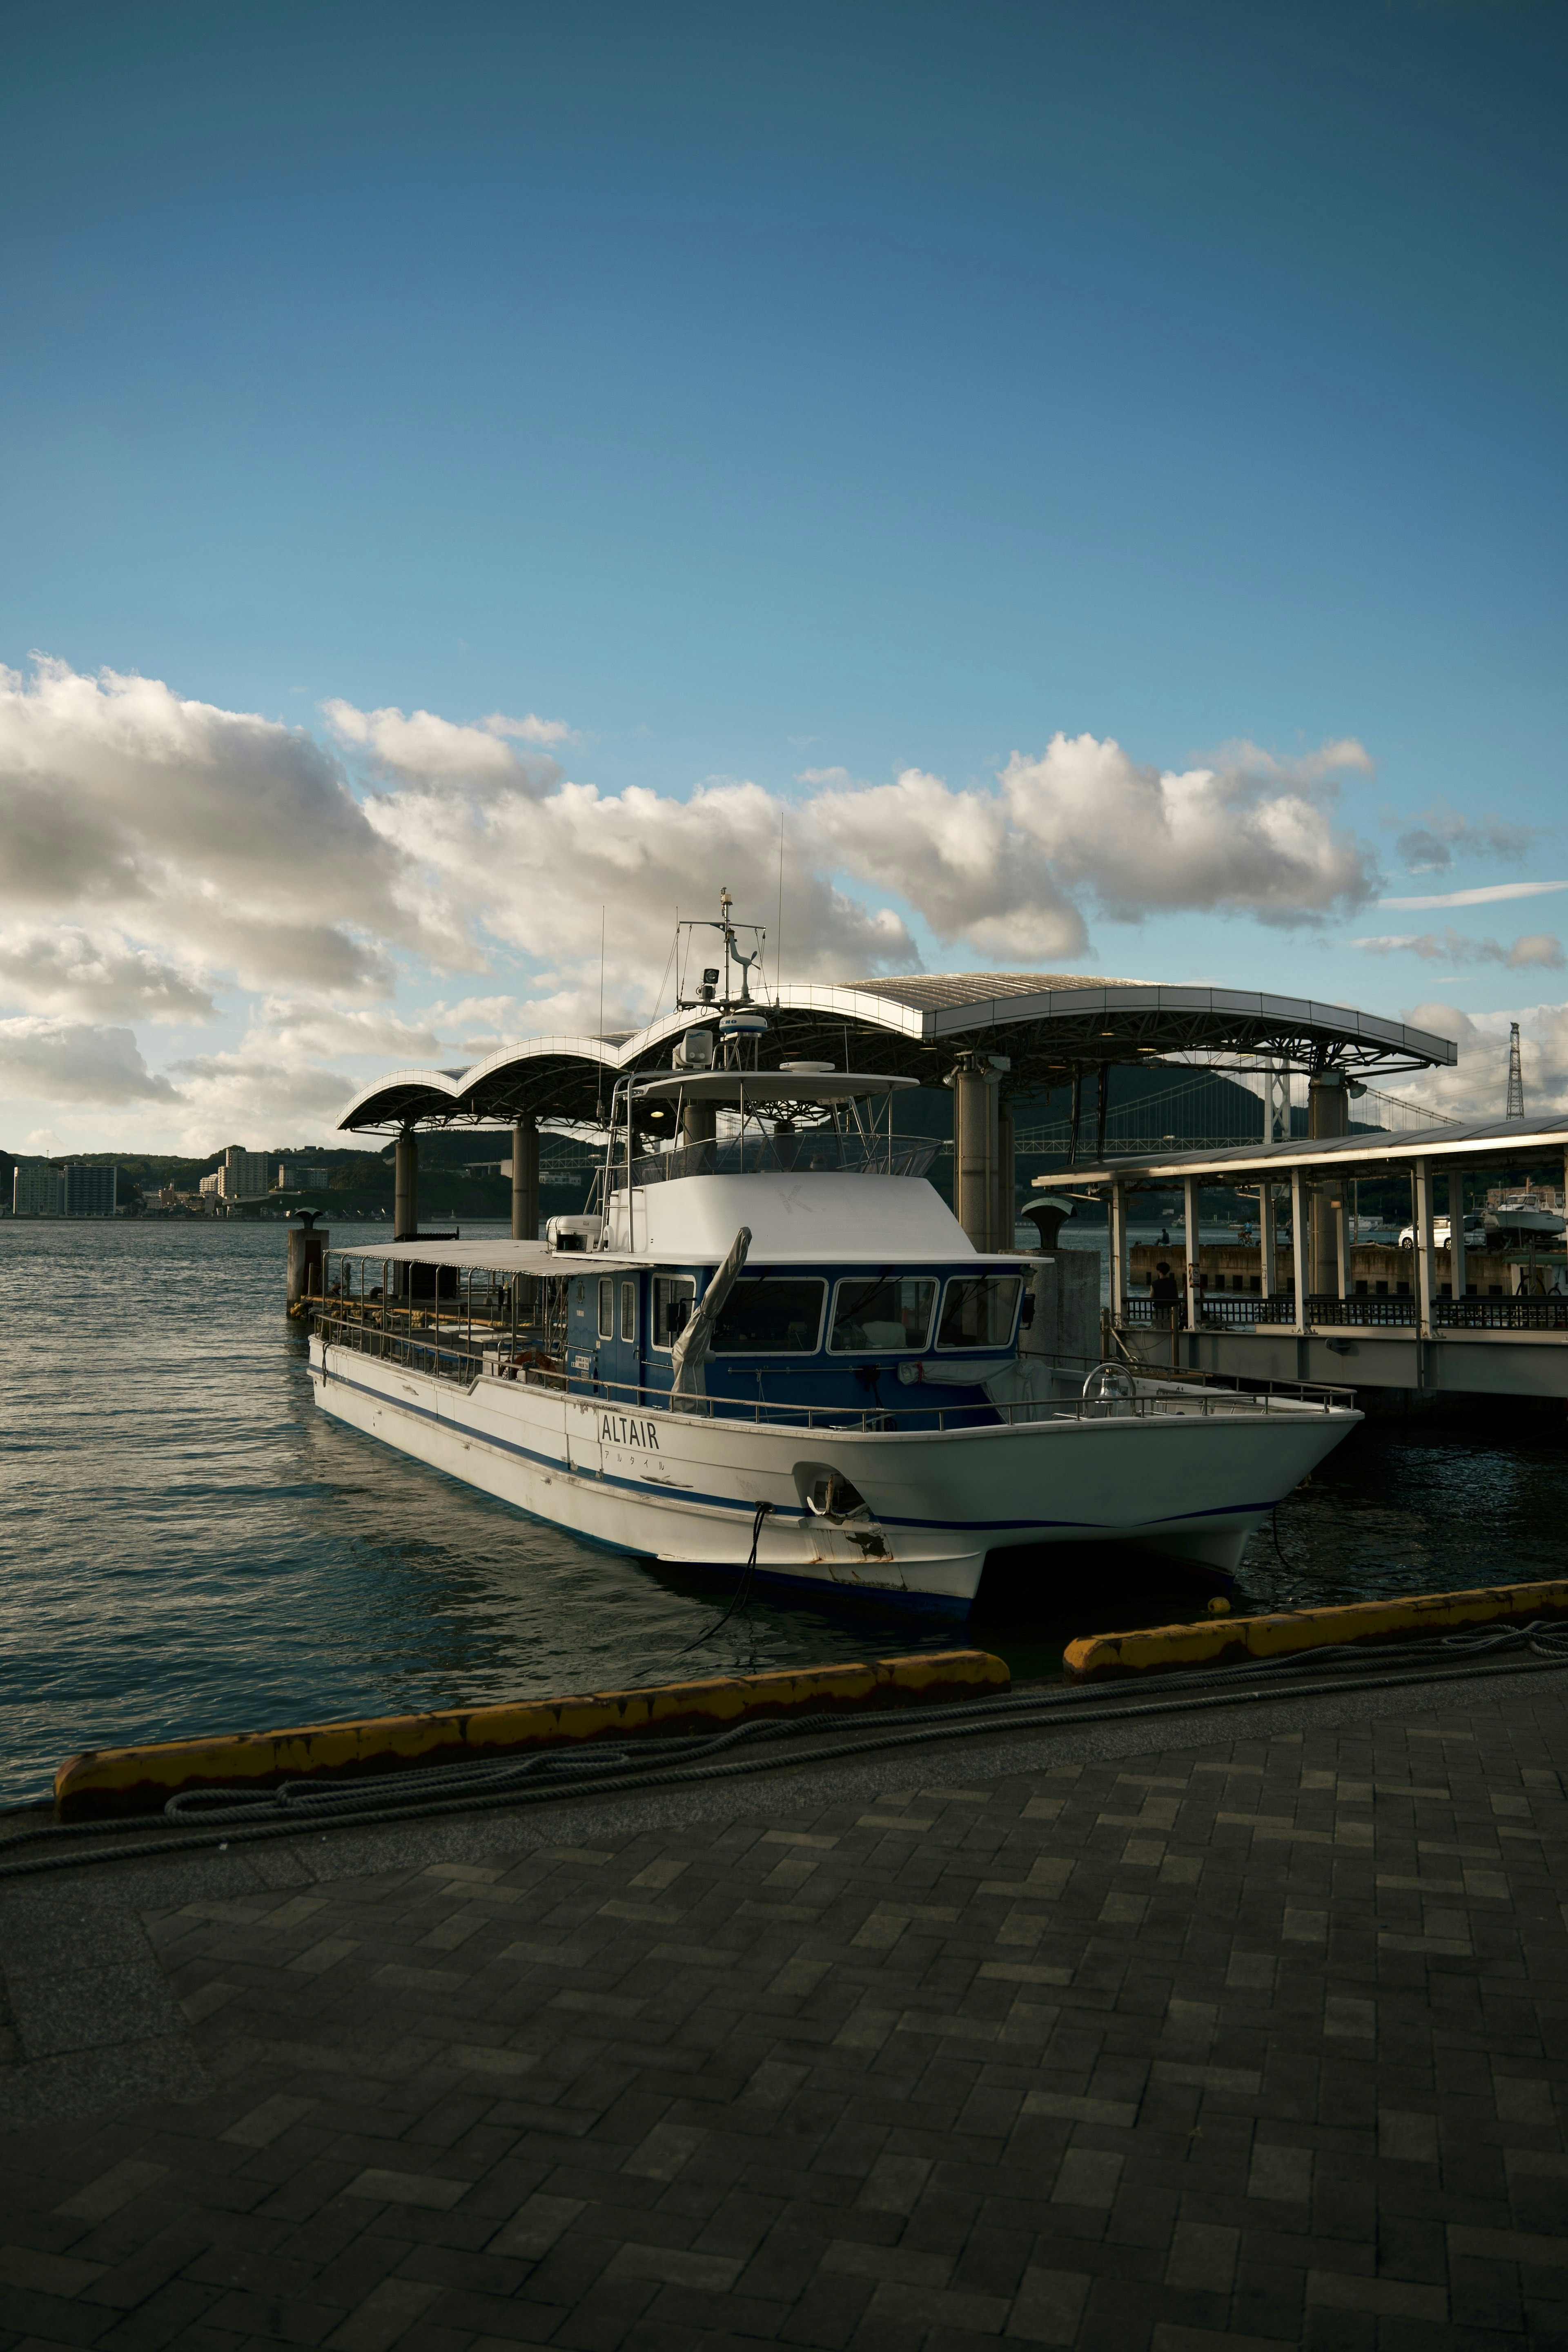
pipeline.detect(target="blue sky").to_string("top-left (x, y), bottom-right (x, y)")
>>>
top-left (2, 0), bottom-right (1564, 1149)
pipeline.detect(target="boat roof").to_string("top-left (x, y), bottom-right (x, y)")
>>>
top-left (330, 1236), bottom-right (1036, 1272)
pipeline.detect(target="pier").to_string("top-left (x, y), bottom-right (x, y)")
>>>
top-left (2, 1655), bottom-right (1565, 2348)
top-left (1033, 1113), bottom-right (1568, 1399)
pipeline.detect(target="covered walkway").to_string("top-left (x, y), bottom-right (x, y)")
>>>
top-left (1033, 1116), bottom-right (1568, 1396)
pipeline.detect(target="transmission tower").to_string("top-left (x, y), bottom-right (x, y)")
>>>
top-left (1505, 1021), bottom-right (1525, 1120)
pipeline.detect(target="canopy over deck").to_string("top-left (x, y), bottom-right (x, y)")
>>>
top-left (1030, 1112), bottom-right (1568, 1191)
top-left (337, 976), bottom-right (1457, 1134)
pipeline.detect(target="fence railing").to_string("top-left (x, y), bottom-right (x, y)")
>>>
top-left (1120, 1295), bottom-right (1568, 1334)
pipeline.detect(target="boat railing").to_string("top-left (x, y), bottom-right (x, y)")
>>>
top-left (311, 1304), bottom-right (1352, 1427)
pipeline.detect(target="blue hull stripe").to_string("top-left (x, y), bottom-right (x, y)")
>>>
top-left (316, 1362), bottom-right (1283, 1538)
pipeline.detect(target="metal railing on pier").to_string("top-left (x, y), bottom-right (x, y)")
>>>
top-left (1121, 1294), bottom-right (1568, 1334)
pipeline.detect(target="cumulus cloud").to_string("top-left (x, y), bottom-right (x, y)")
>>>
top-left (0, 1017), bottom-right (180, 1104)
top-left (323, 699), bottom-right (565, 793)
top-left (1354, 928), bottom-right (1565, 971)
top-left (365, 770), bottom-right (920, 998)
top-left (1394, 800), bottom-right (1540, 874)
top-left (0, 657), bottom-right (1451, 1149)
top-left (0, 924), bottom-right (216, 1020)
top-left (809, 734), bottom-right (1376, 954)
top-left (163, 1044), bottom-right (365, 1153)
top-left (0, 656), bottom-right (445, 991)
top-left (1401, 999), bottom-right (1568, 1123)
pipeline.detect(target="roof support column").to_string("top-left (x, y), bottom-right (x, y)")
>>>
top-left (1183, 1175), bottom-right (1202, 1333)
top-left (1413, 1157), bottom-right (1437, 1339)
top-left (1308, 1072), bottom-right (1348, 1297)
top-left (1260, 1180), bottom-right (1278, 1306)
top-left (1290, 1168), bottom-right (1308, 1334)
top-left (1109, 1179), bottom-right (1129, 1324)
top-left (511, 1114), bottom-right (538, 1243)
top-left (995, 1095), bottom-right (1014, 1251)
top-left (394, 1129), bottom-right (419, 1243)
top-left (1448, 1169), bottom-right (1467, 1303)
top-left (952, 1058), bottom-right (991, 1251)
top-left (1336, 1183), bottom-right (1353, 1301)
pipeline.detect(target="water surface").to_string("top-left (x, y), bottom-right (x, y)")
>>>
top-left (4, 1219), bottom-right (1562, 1806)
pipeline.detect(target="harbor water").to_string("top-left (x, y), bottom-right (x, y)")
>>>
top-left (3, 1218), bottom-right (1565, 1810)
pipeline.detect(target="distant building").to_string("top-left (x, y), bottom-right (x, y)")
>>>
top-left (13, 1160), bottom-right (62, 1215)
top-left (276, 1160), bottom-right (332, 1189)
top-left (64, 1163), bottom-right (116, 1216)
top-left (224, 1147), bottom-right (271, 1198)
top-left (199, 1147), bottom-right (272, 1202)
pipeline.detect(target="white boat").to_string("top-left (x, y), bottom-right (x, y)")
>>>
top-left (1486, 1188), bottom-right (1564, 1242)
top-left (308, 1016), bottom-right (1361, 1612)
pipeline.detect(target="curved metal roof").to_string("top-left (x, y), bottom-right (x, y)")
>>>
top-left (336, 973), bottom-right (1458, 1133)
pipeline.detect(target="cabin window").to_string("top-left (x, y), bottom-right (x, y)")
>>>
top-left (619, 1280), bottom-right (637, 1344)
top-left (597, 1277), bottom-right (614, 1341)
top-left (937, 1274), bottom-right (1024, 1350)
top-left (651, 1276), bottom-right (696, 1350)
top-left (711, 1277), bottom-right (826, 1353)
top-left (829, 1275), bottom-right (936, 1353)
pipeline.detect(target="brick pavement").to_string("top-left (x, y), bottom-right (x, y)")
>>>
top-left (1, 1672), bottom-right (1566, 2352)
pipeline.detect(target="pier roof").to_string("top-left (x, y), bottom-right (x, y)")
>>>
top-left (336, 975), bottom-right (1457, 1134)
top-left (1029, 1110), bottom-right (1568, 1189)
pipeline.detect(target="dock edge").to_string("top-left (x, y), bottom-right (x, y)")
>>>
top-left (53, 1649), bottom-right (1010, 1821)
top-left (1064, 1579), bottom-right (1568, 1681)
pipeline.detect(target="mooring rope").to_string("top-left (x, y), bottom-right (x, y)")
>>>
top-left (1, 1620), bottom-right (1563, 1880)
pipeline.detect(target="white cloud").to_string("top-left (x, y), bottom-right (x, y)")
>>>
top-left (323, 699), bottom-right (565, 792)
top-left (163, 1044), bottom-right (364, 1154)
top-left (0, 659), bottom-right (1457, 1149)
top-left (1381, 879), bottom-right (1568, 910)
top-left (1392, 800), bottom-right (1539, 874)
top-left (0, 924), bottom-right (216, 1020)
top-left (808, 734), bottom-right (1377, 954)
top-left (1353, 928), bottom-right (1565, 971)
top-left (0, 655), bottom-right (441, 992)
top-left (0, 1017), bottom-right (180, 1104)
top-left (1397, 998), bottom-right (1568, 1123)
top-left (481, 710), bottom-right (573, 746)
top-left (364, 771), bottom-right (920, 1013)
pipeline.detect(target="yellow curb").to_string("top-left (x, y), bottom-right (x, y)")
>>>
top-left (1063, 1578), bottom-right (1568, 1681)
top-left (53, 1649), bottom-right (1010, 1820)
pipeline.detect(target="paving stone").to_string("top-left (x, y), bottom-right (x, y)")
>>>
top-left (5, 1673), bottom-right (1568, 2346)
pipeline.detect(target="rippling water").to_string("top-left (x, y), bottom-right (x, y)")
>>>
top-left (4, 1219), bottom-right (1564, 1807)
